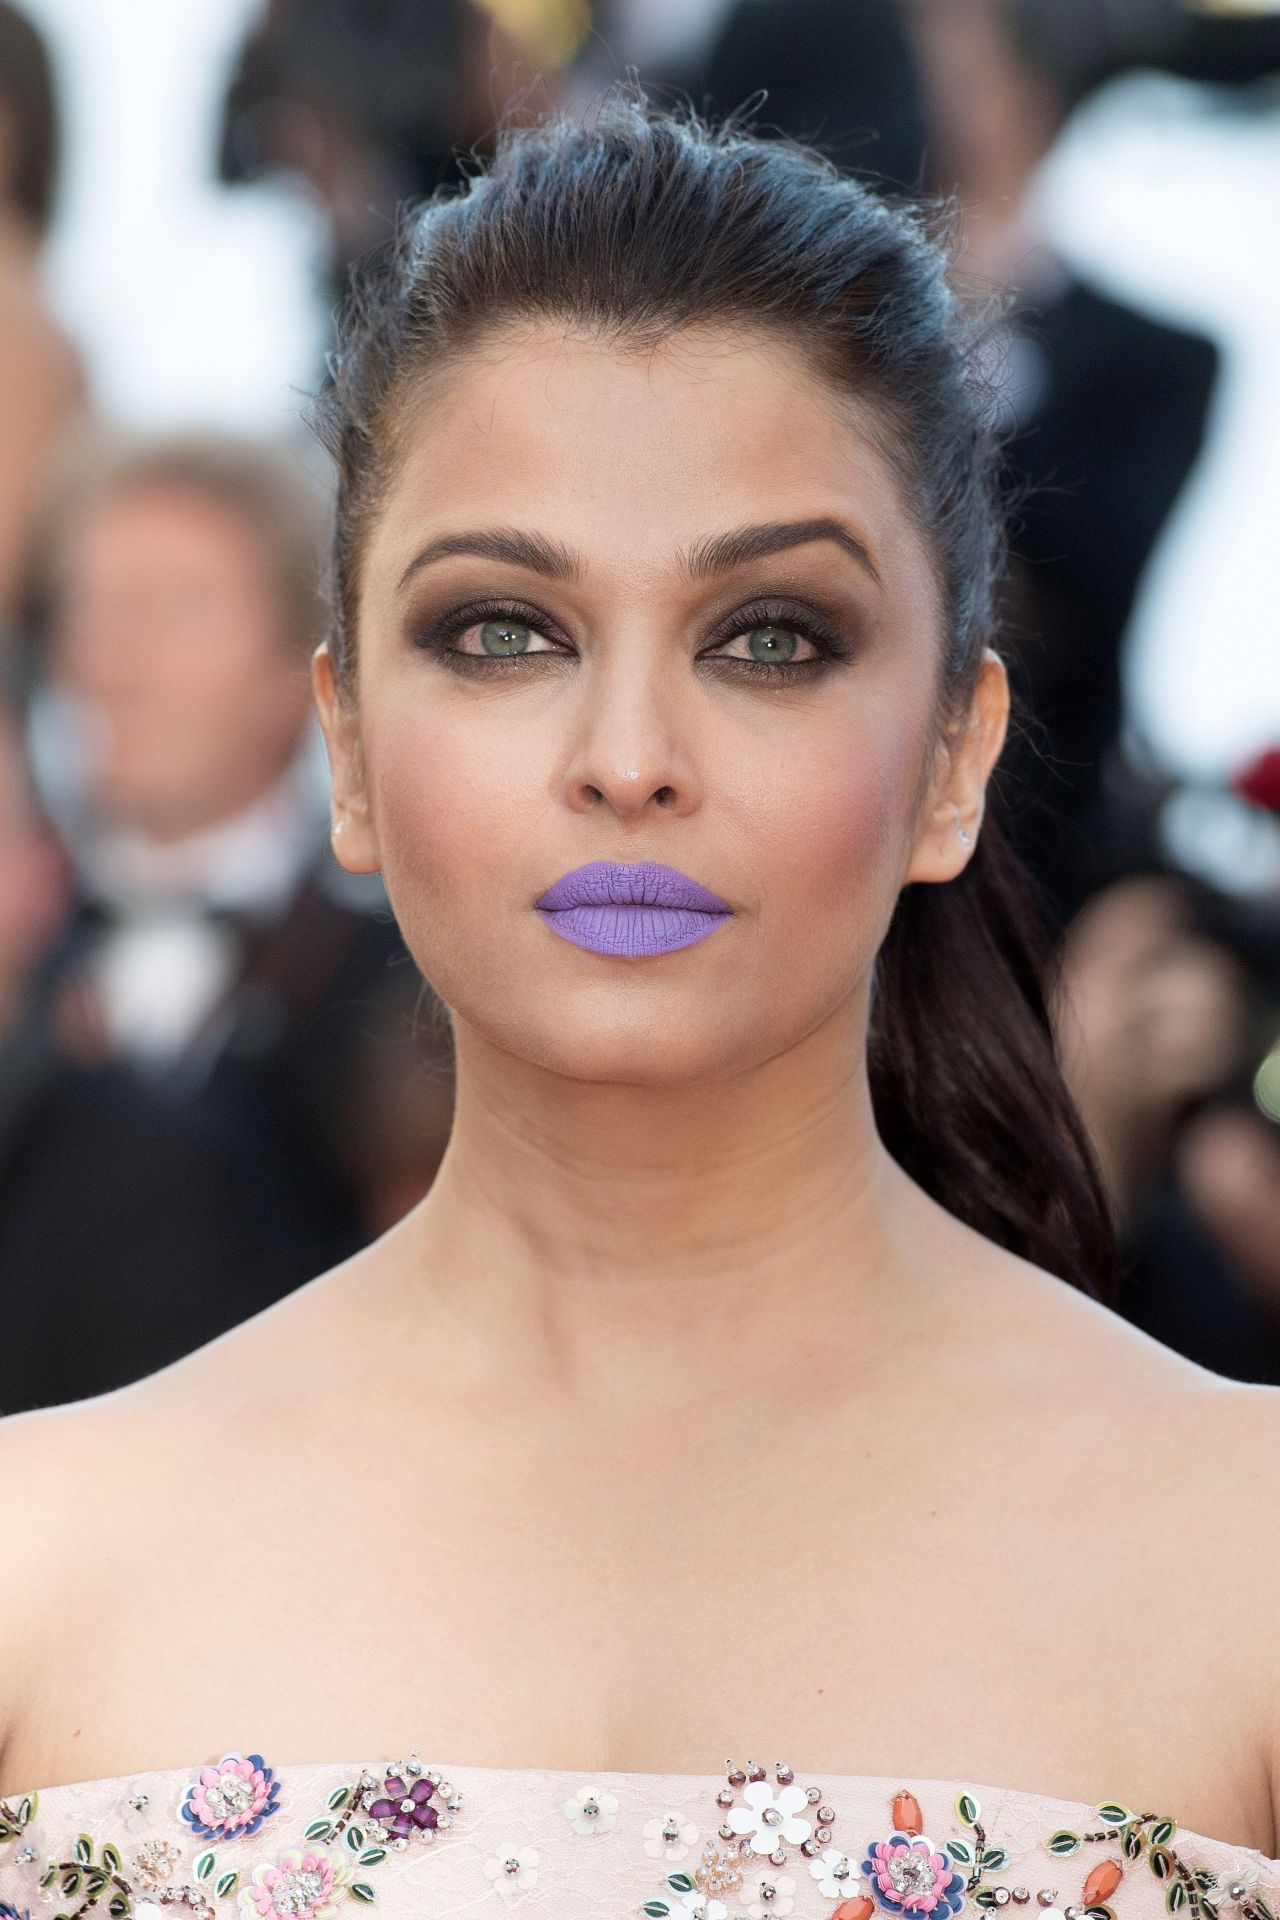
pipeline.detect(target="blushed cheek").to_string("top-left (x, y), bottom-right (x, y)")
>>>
top-left (764, 735), bottom-right (913, 944)
top-left (366, 711), bottom-right (537, 969)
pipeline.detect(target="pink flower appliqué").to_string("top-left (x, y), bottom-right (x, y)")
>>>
top-left (860, 1834), bottom-right (966, 1918)
top-left (181, 1753), bottom-right (281, 1840)
top-left (237, 1847), bottom-right (351, 1920)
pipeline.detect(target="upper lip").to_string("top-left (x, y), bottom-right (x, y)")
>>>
top-left (536, 860), bottom-right (733, 914)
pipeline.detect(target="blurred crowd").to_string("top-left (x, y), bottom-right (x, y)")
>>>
top-left (0, 0), bottom-right (1278, 1410)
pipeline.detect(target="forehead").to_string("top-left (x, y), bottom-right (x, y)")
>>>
top-left (365, 321), bottom-right (935, 603)
top-left (72, 483), bottom-right (265, 569)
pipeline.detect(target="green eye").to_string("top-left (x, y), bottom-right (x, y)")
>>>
top-left (479, 618), bottom-right (534, 657)
top-left (745, 625), bottom-right (798, 663)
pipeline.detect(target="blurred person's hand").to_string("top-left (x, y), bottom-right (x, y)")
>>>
top-left (1175, 1101), bottom-right (1280, 1314)
top-left (1053, 874), bottom-right (1251, 1216)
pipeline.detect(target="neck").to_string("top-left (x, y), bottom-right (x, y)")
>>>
top-left (374, 989), bottom-right (961, 1411)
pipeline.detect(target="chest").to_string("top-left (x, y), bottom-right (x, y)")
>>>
top-left (9, 1399), bottom-right (1272, 1855)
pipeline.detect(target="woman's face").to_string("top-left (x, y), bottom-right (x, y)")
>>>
top-left (315, 321), bottom-right (1005, 1084)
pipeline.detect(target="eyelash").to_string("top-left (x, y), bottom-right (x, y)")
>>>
top-left (411, 596), bottom-right (855, 682)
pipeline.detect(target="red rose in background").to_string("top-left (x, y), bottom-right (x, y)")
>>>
top-left (1232, 744), bottom-right (1280, 813)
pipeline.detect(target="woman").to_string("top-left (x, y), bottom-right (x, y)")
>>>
top-left (2, 87), bottom-right (1278, 1920)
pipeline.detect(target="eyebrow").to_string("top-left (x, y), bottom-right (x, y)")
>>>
top-left (394, 516), bottom-right (881, 594)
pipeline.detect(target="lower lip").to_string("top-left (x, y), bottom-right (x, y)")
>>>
top-left (536, 903), bottom-right (732, 958)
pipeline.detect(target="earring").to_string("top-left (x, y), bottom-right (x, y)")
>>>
top-left (956, 824), bottom-right (973, 848)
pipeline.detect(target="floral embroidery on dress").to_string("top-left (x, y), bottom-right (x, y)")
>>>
top-left (482, 1845), bottom-right (540, 1895)
top-left (180, 1760), bottom-right (281, 1844)
top-left (237, 1847), bottom-right (352, 1920)
top-left (740, 1865), bottom-right (798, 1918)
top-left (564, 1787), bottom-right (619, 1836)
top-left (644, 1815), bottom-right (702, 1865)
top-left (362, 1764), bottom-right (457, 1847)
top-left (860, 1832), bottom-right (966, 1919)
top-left (6, 1756), bottom-right (1280, 1920)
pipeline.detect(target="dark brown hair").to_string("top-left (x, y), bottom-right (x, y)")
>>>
top-left (0, 1), bottom-right (58, 237)
top-left (310, 83), bottom-right (1118, 1303)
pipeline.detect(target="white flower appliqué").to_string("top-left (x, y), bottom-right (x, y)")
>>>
top-left (482, 1843), bottom-right (540, 1894)
top-left (727, 1780), bottom-right (813, 1855)
top-left (1208, 1861), bottom-right (1266, 1909)
top-left (808, 1847), bottom-right (861, 1899)
top-left (563, 1784), bottom-right (620, 1835)
top-left (741, 1867), bottom-right (797, 1917)
top-left (669, 1893), bottom-right (729, 1920)
top-left (643, 1810), bottom-right (701, 1862)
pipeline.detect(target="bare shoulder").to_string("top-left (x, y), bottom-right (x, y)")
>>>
top-left (0, 1393), bottom-right (143, 1782)
top-left (951, 1225), bottom-right (1280, 1512)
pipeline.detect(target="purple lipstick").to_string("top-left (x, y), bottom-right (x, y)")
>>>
top-left (535, 860), bottom-right (733, 958)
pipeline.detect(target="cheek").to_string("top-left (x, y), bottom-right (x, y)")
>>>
top-left (747, 722), bottom-right (916, 935)
top-left (365, 701), bottom-right (543, 949)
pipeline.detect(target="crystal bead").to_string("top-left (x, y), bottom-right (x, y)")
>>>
top-left (399, 1798), bottom-right (415, 1813)
top-left (1037, 1893), bottom-right (1059, 1907)
top-left (1012, 1892), bottom-right (1030, 1905)
top-left (748, 1763), bottom-right (766, 1782)
top-left (407, 1755), bottom-right (422, 1775)
top-left (816, 1826), bottom-right (833, 1844)
top-left (760, 1881), bottom-right (778, 1901)
top-left (806, 1786), bottom-right (823, 1805)
top-left (729, 1770), bottom-right (747, 1788)
top-left (719, 1824), bottom-right (735, 1841)
top-left (801, 1840), bottom-right (820, 1857)
top-left (995, 1890), bottom-right (1011, 1906)
top-left (717, 1790), bottom-right (735, 1808)
top-left (770, 1847), bottom-right (787, 1866)
top-left (504, 1857), bottom-right (520, 1876)
top-left (1231, 1886), bottom-right (1247, 1901)
top-left (776, 1766), bottom-right (794, 1785)
top-left (819, 1805), bottom-right (836, 1824)
top-left (762, 1806), bottom-right (782, 1826)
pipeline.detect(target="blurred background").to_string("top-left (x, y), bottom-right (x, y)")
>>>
top-left (0, 0), bottom-right (1278, 1410)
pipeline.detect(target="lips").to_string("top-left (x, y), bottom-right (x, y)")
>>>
top-left (535, 860), bottom-right (733, 958)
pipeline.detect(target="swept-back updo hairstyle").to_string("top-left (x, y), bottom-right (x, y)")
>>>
top-left (311, 82), bottom-right (1118, 1304)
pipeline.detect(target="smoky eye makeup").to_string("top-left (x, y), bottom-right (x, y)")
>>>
top-left (403, 581), bottom-right (866, 685)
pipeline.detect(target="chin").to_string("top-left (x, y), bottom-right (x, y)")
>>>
top-left (449, 994), bottom-right (752, 1086)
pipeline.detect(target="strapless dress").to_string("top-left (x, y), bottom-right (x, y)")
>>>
top-left (3, 1754), bottom-right (1278, 1920)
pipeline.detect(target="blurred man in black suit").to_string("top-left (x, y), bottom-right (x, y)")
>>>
top-left (0, 434), bottom-right (455, 1412)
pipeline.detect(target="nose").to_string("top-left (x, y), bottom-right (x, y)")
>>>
top-left (559, 656), bottom-right (701, 820)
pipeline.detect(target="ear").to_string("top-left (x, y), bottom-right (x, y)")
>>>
top-left (903, 648), bottom-right (1010, 885)
top-left (311, 642), bottom-right (382, 875)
